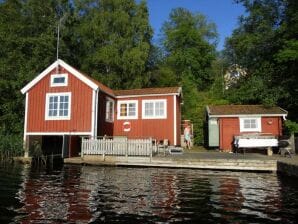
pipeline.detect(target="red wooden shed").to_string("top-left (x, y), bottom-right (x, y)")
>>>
top-left (21, 59), bottom-right (182, 157)
top-left (206, 105), bottom-right (287, 152)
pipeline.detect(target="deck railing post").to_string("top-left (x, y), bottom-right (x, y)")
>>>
top-left (102, 138), bottom-right (105, 161)
top-left (125, 139), bottom-right (128, 159)
top-left (150, 138), bottom-right (152, 162)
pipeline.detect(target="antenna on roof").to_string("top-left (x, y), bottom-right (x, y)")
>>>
top-left (56, 15), bottom-right (66, 74)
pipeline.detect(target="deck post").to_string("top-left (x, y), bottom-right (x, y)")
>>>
top-left (102, 139), bottom-right (105, 161)
top-left (125, 139), bottom-right (128, 160)
top-left (150, 138), bottom-right (152, 162)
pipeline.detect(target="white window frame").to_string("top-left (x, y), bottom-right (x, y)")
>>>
top-left (50, 73), bottom-right (68, 87)
top-left (117, 100), bottom-right (138, 120)
top-left (105, 97), bottom-right (114, 123)
top-left (45, 92), bottom-right (71, 120)
top-left (239, 117), bottom-right (261, 132)
top-left (142, 99), bottom-right (167, 119)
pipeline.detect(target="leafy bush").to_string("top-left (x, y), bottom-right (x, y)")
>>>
top-left (0, 134), bottom-right (23, 158)
top-left (284, 120), bottom-right (298, 134)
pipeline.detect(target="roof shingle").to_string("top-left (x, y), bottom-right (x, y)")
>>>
top-left (207, 105), bottom-right (287, 116)
top-left (114, 87), bottom-right (181, 96)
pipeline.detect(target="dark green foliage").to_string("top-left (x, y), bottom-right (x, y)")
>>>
top-left (224, 0), bottom-right (298, 121)
top-left (155, 8), bottom-right (220, 145)
top-left (73, 0), bottom-right (153, 89)
top-left (0, 133), bottom-right (23, 159)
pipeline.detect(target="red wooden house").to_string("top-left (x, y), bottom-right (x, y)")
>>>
top-left (21, 59), bottom-right (182, 157)
top-left (206, 105), bottom-right (287, 152)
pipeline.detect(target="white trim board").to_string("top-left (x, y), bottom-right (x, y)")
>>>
top-left (142, 99), bottom-right (167, 119)
top-left (21, 59), bottom-right (98, 94)
top-left (173, 95), bottom-right (177, 145)
top-left (116, 93), bottom-right (180, 99)
top-left (208, 114), bottom-right (287, 118)
top-left (25, 132), bottom-right (92, 136)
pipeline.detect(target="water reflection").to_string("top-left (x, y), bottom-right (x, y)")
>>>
top-left (0, 164), bottom-right (297, 223)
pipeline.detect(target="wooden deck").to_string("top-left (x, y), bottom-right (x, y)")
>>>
top-left (65, 152), bottom-right (279, 171)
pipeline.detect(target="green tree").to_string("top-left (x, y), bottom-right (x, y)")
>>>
top-left (0, 0), bottom-right (74, 136)
top-left (224, 0), bottom-right (298, 121)
top-left (161, 7), bottom-right (217, 90)
top-left (73, 0), bottom-right (153, 89)
top-left (157, 8), bottom-right (219, 145)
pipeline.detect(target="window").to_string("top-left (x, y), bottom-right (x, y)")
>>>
top-left (50, 74), bottom-right (68, 87)
top-left (142, 99), bottom-right (167, 119)
top-left (105, 98), bottom-right (114, 122)
top-left (117, 100), bottom-right (138, 119)
top-left (45, 92), bottom-right (71, 120)
top-left (239, 117), bottom-right (261, 132)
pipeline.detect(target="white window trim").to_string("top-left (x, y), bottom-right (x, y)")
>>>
top-left (50, 73), bottom-right (68, 87)
top-left (45, 92), bottom-right (71, 120)
top-left (239, 117), bottom-right (261, 132)
top-left (142, 99), bottom-right (167, 119)
top-left (117, 100), bottom-right (138, 120)
top-left (105, 97), bottom-right (115, 123)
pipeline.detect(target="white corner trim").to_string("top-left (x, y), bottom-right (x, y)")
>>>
top-left (117, 100), bottom-right (138, 120)
top-left (91, 90), bottom-right (97, 138)
top-left (173, 95), bottom-right (177, 145)
top-left (21, 59), bottom-right (99, 94)
top-left (23, 92), bottom-right (28, 141)
top-left (94, 89), bottom-right (99, 137)
top-left (141, 99), bottom-right (167, 119)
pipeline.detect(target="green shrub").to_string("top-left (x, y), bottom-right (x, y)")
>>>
top-left (0, 134), bottom-right (23, 159)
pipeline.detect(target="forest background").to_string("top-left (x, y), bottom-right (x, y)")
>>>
top-left (0, 0), bottom-right (297, 153)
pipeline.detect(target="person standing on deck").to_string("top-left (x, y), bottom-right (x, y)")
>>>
top-left (184, 125), bottom-right (191, 149)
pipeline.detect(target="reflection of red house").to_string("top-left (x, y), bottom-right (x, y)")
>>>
top-left (206, 105), bottom-right (287, 152)
top-left (21, 59), bottom-right (182, 157)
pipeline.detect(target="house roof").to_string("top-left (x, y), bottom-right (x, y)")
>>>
top-left (114, 87), bottom-right (182, 97)
top-left (207, 105), bottom-right (287, 117)
top-left (21, 59), bottom-right (182, 98)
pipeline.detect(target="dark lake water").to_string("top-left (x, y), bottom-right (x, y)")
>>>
top-left (1, 163), bottom-right (298, 224)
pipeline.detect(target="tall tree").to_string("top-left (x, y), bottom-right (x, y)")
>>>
top-left (160, 7), bottom-right (217, 90)
top-left (73, 0), bottom-right (153, 89)
top-left (0, 0), bottom-right (73, 135)
top-left (224, 0), bottom-right (298, 120)
top-left (156, 8), bottom-right (218, 145)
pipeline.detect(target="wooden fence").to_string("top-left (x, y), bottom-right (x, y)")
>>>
top-left (81, 137), bottom-right (155, 157)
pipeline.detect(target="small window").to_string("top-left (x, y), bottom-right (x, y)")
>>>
top-left (50, 74), bottom-right (68, 87)
top-left (45, 92), bottom-right (71, 120)
top-left (240, 117), bottom-right (261, 132)
top-left (142, 99), bottom-right (167, 119)
top-left (105, 98), bottom-right (114, 122)
top-left (117, 100), bottom-right (138, 120)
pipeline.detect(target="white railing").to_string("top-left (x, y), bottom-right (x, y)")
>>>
top-left (81, 137), bottom-right (155, 157)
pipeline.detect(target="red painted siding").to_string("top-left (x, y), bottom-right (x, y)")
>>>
top-left (113, 95), bottom-right (177, 145)
top-left (27, 66), bottom-right (93, 133)
top-left (97, 91), bottom-right (114, 137)
top-left (219, 118), bottom-right (240, 151)
top-left (219, 117), bottom-right (283, 151)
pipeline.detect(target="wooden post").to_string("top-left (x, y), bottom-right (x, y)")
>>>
top-left (267, 147), bottom-right (273, 156)
top-left (125, 139), bottom-right (128, 160)
top-left (150, 138), bottom-right (152, 163)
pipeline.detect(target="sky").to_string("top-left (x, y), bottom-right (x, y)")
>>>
top-left (146, 0), bottom-right (246, 51)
